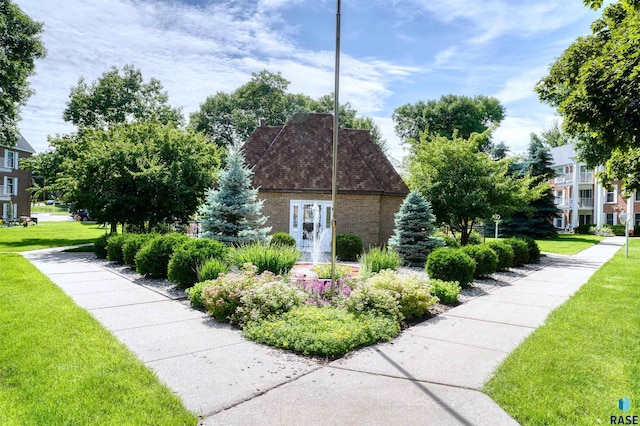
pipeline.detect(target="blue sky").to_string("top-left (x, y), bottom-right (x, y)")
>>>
top-left (15, 0), bottom-right (604, 162)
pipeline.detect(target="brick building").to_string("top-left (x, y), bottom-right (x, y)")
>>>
top-left (242, 113), bottom-right (409, 251)
top-left (1, 134), bottom-right (35, 221)
top-left (550, 144), bottom-right (639, 234)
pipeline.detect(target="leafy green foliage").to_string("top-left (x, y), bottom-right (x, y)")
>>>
top-left (576, 223), bottom-right (595, 235)
top-left (336, 234), bottom-right (363, 261)
top-left (611, 224), bottom-right (626, 236)
top-left (503, 238), bottom-right (530, 266)
top-left (460, 244), bottom-right (498, 277)
top-left (367, 270), bottom-right (437, 320)
top-left (341, 284), bottom-right (403, 323)
top-left (122, 233), bottom-right (156, 267)
top-left (536, 2), bottom-right (640, 193)
top-left (440, 235), bottom-right (460, 248)
top-left (429, 280), bottom-right (461, 305)
top-left (94, 234), bottom-right (110, 259)
top-left (426, 248), bottom-right (476, 287)
top-left (167, 238), bottom-right (228, 288)
top-left (516, 236), bottom-right (541, 264)
top-left (200, 152), bottom-right (270, 244)
top-left (186, 281), bottom-right (208, 310)
top-left (392, 94), bottom-right (505, 151)
top-left (106, 234), bottom-right (127, 264)
top-left (408, 134), bottom-right (538, 246)
top-left (228, 243), bottom-right (299, 275)
top-left (312, 263), bottom-right (352, 279)
top-left (135, 233), bottom-right (189, 278)
top-left (358, 247), bottom-right (401, 274)
top-left (388, 191), bottom-right (438, 265)
top-left (270, 232), bottom-right (296, 247)
top-left (242, 306), bottom-right (400, 357)
top-left (235, 281), bottom-right (306, 326)
top-left (485, 241), bottom-right (515, 271)
top-left (197, 258), bottom-right (229, 282)
top-left (0, 1), bottom-right (46, 146)
top-left (63, 64), bottom-right (182, 129)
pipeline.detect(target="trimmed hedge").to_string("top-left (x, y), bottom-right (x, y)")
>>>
top-left (336, 234), bottom-right (363, 261)
top-left (136, 233), bottom-right (190, 278)
top-left (122, 233), bottom-right (157, 267)
top-left (94, 234), bottom-right (110, 259)
top-left (168, 238), bottom-right (228, 288)
top-left (504, 238), bottom-right (530, 266)
top-left (106, 234), bottom-right (127, 264)
top-left (460, 244), bottom-right (498, 277)
top-left (576, 223), bottom-right (595, 234)
top-left (516, 235), bottom-right (541, 263)
top-left (485, 241), bottom-right (514, 271)
top-left (426, 248), bottom-right (476, 287)
top-left (270, 232), bottom-right (296, 247)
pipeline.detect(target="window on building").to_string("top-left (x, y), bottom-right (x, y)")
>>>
top-left (579, 214), bottom-right (592, 226)
top-left (4, 177), bottom-right (16, 195)
top-left (635, 213), bottom-right (640, 227)
top-left (554, 217), bottom-right (563, 228)
top-left (635, 191), bottom-right (640, 202)
top-left (606, 213), bottom-right (614, 226)
top-left (605, 186), bottom-right (617, 203)
top-left (4, 150), bottom-right (17, 169)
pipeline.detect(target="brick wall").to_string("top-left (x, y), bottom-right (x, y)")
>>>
top-left (259, 191), bottom-right (402, 247)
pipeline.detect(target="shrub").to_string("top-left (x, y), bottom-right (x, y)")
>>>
top-left (122, 233), bottom-right (156, 267)
top-left (336, 234), bottom-right (363, 261)
top-left (168, 238), bottom-right (228, 288)
top-left (503, 238), bottom-right (530, 266)
top-left (94, 234), bottom-right (110, 259)
top-left (388, 190), bottom-right (437, 266)
top-left (270, 232), bottom-right (296, 247)
top-left (366, 270), bottom-right (437, 320)
top-left (235, 281), bottom-right (306, 326)
top-left (426, 248), bottom-right (476, 287)
top-left (516, 235), bottom-right (541, 264)
top-left (341, 284), bottom-right (403, 323)
top-left (464, 230), bottom-right (484, 245)
top-left (242, 306), bottom-right (400, 357)
top-left (485, 241), bottom-right (514, 271)
top-left (358, 247), bottom-right (401, 274)
top-left (460, 244), bottom-right (498, 277)
top-left (429, 279), bottom-right (461, 305)
top-left (294, 276), bottom-right (353, 307)
top-left (228, 243), bottom-right (299, 275)
top-left (440, 235), bottom-right (459, 248)
top-left (106, 234), bottom-right (127, 264)
top-left (575, 223), bottom-right (595, 234)
top-left (312, 263), bottom-right (352, 279)
top-left (135, 233), bottom-right (190, 278)
top-left (592, 225), bottom-right (614, 236)
top-left (200, 266), bottom-right (259, 322)
top-left (197, 258), bottom-right (229, 282)
top-left (186, 281), bottom-right (208, 310)
top-left (612, 224), bottom-right (626, 236)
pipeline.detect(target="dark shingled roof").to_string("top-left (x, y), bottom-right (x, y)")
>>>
top-left (1, 133), bottom-right (36, 154)
top-left (242, 113), bottom-right (409, 196)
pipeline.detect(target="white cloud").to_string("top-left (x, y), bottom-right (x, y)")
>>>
top-left (492, 65), bottom-right (548, 105)
top-left (15, 0), bottom-right (421, 153)
top-left (493, 113), bottom-right (557, 155)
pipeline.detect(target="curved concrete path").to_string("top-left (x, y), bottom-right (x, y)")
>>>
top-left (22, 237), bottom-right (624, 425)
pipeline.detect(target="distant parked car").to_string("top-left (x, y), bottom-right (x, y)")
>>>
top-left (73, 209), bottom-right (91, 221)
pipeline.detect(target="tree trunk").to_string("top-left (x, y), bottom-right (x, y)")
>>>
top-left (110, 222), bottom-right (118, 234)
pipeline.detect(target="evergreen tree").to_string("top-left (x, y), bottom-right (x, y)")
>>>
top-left (500, 137), bottom-right (559, 238)
top-left (199, 152), bottom-right (270, 244)
top-left (388, 191), bottom-right (439, 266)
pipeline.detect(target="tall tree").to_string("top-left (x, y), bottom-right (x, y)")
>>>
top-left (57, 122), bottom-right (220, 232)
top-left (407, 132), bottom-right (538, 245)
top-left (0, 0), bottom-right (46, 146)
top-left (199, 152), bottom-right (270, 244)
top-left (499, 137), bottom-right (559, 238)
top-left (536, 0), bottom-right (640, 193)
top-left (539, 120), bottom-right (571, 148)
top-left (64, 64), bottom-right (183, 130)
top-left (392, 94), bottom-right (505, 151)
top-left (189, 70), bottom-right (389, 152)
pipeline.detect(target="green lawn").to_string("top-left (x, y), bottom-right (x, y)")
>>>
top-left (31, 204), bottom-right (69, 215)
top-left (0, 221), bottom-right (105, 252)
top-left (484, 239), bottom-right (639, 425)
top-left (0, 253), bottom-right (197, 425)
top-left (535, 234), bottom-right (604, 255)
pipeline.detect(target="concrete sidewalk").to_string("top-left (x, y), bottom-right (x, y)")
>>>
top-left (22, 237), bottom-right (624, 425)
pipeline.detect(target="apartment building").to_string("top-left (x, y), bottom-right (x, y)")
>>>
top-left (550, 144), bottom-right (638, 235)
top-left (1, 134), bottom-right (35, 221)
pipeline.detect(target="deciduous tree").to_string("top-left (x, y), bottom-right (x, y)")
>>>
top-left (0, 0), bottom-right (46, 146)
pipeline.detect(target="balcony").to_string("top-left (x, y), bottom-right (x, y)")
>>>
top-left (554, 174), bottom-right (573, 185)
top-left (578, 197), bottom-right (593, 208)
top-left (553, 197), bottom-right (594, 210)
top-left (579, 172), bottom-right (594, 183)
